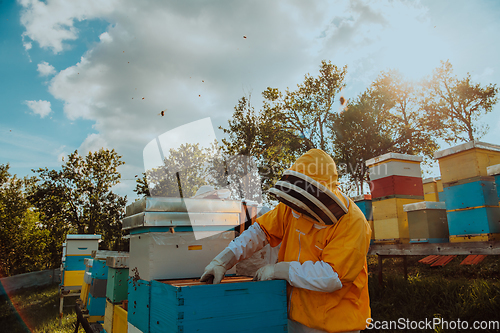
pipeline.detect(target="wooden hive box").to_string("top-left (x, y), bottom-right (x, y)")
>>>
top-left (65, 234), bottom-right (101, 256)
top-left (366, 152), bottom-right (422, 181)
top-left (369, 175), bottom-right (424, 199)
top-left (62, 270), bottom-right (85, 287)
top-left (149, 277), bottom-right (287, 333)
top-left (87, 293), bottom-right (107, 317)
top-left (443, 177), bottom-right (498, 211)
top-left (107, 267), bottom-right (129, 304)
top-left (352, 195), bottom-right (375, 243)
top-left (92, 259), bottom-right (109, 280)
top-left (127, 278), bottom-right (151, 333)
top-left (447, 206), bottom-right (500, 242)
top-left (423, 178), bottom-right (439, 202)
top-left (434, 141), bottom-right (500, 184)
top-left (103, 300), bottom-right (114, 333)
top-left (112, 304), bottom-right (127, 333)
top-left (487, 164), bottom-right (500, 204)
top-left (403, 201), bottom-right (449, 243)
top-left (372, 196), bottom-right (422, 243)
top-left (128, 229), bottom-right (236, 282)
top-left (90, 277), bottom-right (107, 298)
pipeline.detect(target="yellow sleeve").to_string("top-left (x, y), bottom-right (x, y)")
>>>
top-left (256, 202), bottom-right (289, 247)
top-left (321, 209), bottom-right (370, 283)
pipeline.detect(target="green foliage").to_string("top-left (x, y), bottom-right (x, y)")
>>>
top-left (0, 164), bottom-right (50, 276)
top-left (423, 60), bottom-right (499, 143)
top-left (30, 149), bottom-right (127, 253)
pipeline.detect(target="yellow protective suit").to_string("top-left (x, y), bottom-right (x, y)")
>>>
top-left (256, 149), bottom-right (371, 332)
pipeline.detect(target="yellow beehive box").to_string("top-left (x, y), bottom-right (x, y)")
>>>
top-left (450, 233), bottom-right (500, 243)
top-left (80, 282), bottom-right (90, 307)
top-left (423, 178), bottom-right (439, 202)
top-left (434, 141), bottom-right (500, 184)
top-left (369, 219), bottom-right (375, 241)
top-left (63, 270), bottom-right (85, 287)
top-left (103, 300), bottom-right (114, 333)
top-left (113, 304), bottom-right (128, 333)
top-left (372, 197), bottom-right (422, 243)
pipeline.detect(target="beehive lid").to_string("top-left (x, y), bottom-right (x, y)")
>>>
top-left (487, 164), bottom-right (500, 176)
top-left (351, 194), bottom-right (372, 202)
top-left (157, 275), bottom-right (253, 287)
top-left (66, 234), bottom-right (101, 241)
top-left (92, 250), bottom-right (128, 260)
top-left (403, 201), bottom-right (446, 212)
top-left (106, 255), bottom-right (129, 268)
top-left (422, 177), bottom-right (437, 184)
top-left (366, 152), bottom-right (422, 167)
top-left (126, 197), bottom-right (242, 216)
top-left (434, 141), bottom-right (500, 159)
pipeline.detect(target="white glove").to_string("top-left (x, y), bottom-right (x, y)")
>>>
top-left (200, 248), bottom-right (237, 284)
top-left (253, 262), bottom-right (290, 281)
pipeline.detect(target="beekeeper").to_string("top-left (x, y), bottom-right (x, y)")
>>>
top-left (201, 149), bottom-right (371, 333)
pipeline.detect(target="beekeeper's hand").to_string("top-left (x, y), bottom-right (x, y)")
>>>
top-left (200, 248), bottom-right (237, 284)
top-left (253, 262), bottom-right (290, 281)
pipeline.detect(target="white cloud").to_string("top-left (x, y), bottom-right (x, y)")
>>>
top-left (24, 100), bottom-right (52, 118)
top-left (37, 61), bottom-right (56, 76)
top-left (19, 0), bottom-right (118, 53)
top-left (18, 0), bottom-right (500, 201)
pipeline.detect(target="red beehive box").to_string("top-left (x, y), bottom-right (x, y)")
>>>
top-left (370, 175), bottom-right (424, 199)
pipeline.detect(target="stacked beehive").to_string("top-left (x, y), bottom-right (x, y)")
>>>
top-left (62, 235), bottom-right (101, 289)
top-left (366, 153), bottom-right (424, 244)
top-left (487, 164), bottom-right (500, 206)
top-left (436, 177), bottom-right (445, 202)
top-left (403, 202), bottom-right (449, 243)
top-left (434, 141), bottom-right (500, 242)
top-left (103, 255), bottom-right (129, 333)
top-left (123, 197), bottom-right (258, 333)
top-left (352, 194), bottom-right (375, 244)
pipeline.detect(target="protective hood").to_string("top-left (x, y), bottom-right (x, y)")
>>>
top-left (269, 149), bottom-right (348, 225)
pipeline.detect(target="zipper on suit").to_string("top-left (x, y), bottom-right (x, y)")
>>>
top-left (289, 229), bottom-right (305, 314)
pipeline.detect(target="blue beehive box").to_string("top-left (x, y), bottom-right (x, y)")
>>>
top-left (353, 195), bottom-right (373, 221)
top-left (92, 259), bottom-right (109, 280)
top-left (65, 255), bottom-right (91, 271)
top-left (447, 206), bottom-right (500, 236)
top-left (443, 177), bottom-right (498, 210)
top-left (128, 278), bottom-right (151, 333)
top-left (487, 164), bottom-right (500, 203)
top-left (87, 293), bottom-right (107, 316)
top-left (149, 277), bottom-right (288, 333)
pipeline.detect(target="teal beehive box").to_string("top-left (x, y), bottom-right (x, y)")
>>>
top-left (106, 267), bottom-right (129, 304)
top-left (487, 164), bottom-right (500, 204)
top-left (105, 255), bottom-right (129, 304)
top-left (149, 277), bottom-right (288, 333)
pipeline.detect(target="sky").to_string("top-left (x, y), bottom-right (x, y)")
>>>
top-left (1, 0), bottom-right (500, 202)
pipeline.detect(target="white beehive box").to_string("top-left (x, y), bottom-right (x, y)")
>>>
top-left (65, 234), bottom-right (101, 256)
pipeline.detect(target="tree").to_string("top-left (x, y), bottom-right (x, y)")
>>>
top-left (370, 69), bottom-right (439, 157)
top-left (0, 164), bottom-right (50, 276)
top-left (330, 91), bottom-right (394, 195)
top-left (220, 61), bottom-right (347, 200)
top-left (30, 149), bottom-right (127, 251)
top-left (136, 143), bottom-right (215, 198)
top-left (422, 60), bottom-right (499, 143)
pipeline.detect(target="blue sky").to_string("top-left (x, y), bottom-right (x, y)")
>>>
top-left (1, 0), bottom-right (500, 201)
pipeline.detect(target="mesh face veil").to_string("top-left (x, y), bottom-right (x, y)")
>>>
top-left (269, 150), bottom-right (348, 225)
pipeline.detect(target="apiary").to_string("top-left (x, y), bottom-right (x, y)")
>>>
top-left (403, 201), bottom-right (449, 243)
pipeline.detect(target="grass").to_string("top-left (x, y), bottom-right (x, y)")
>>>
top-left (2, 255), bottom-right (500, 332)
top-left (0, 284), bottom-right (84, 333)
